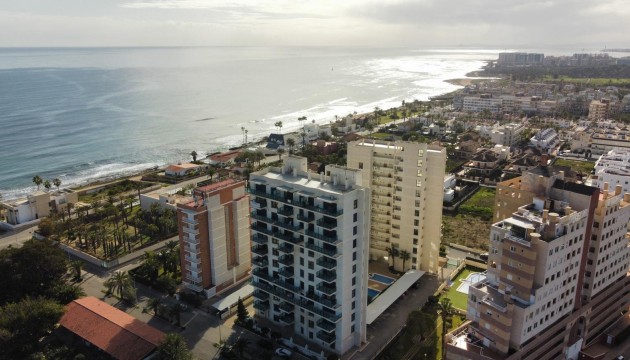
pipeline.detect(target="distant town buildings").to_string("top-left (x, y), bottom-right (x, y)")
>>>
top-left (176, 179), bottom-right (251, 297)
top-left (591, 148), bottom-right (630, 194)
top-left (529, 128), bottom-right (560, 153)
top-left (347, 140), bottom-right (446, 273)
top-left (490, 123), bottom-right (525, 147)
top-left (248, 156), bottom-right (370, 355)
top-left (497, 52), bottom-right (545, 66)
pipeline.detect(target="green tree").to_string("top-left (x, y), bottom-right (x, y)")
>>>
top-left (277, 148), bottom-right (285, 161)
top-left (52, 178), bottom-right (62, 191)
top-left (190, 150), bottom-right (198, 162)
top-left (156, 333), bottom-right (193, 360)
top-left (32, 175), bottom-right (43, 191)
top-left (43, 179), bottom-right (52, 192)
top-left (286, 138), bottom-right (296, 154)
top-left (48, 283), bottom-right (85, 304)
top-left (437, 297), bottom-right (454, 360)
top-left (236, 297), bottom-right (250, 325)
top-left (147, 297), bottom-right (163, 316)
top-left (207, 167), bottom-right (217, 181)
top-left (0, 297), bottom-right (65, 357)
top-left (399, 250), bottom-right (411, 271)
top-left (104, 271), bottom-right (135, 303)
top-left (386, 246), bottom-right (399, 269)
top-left (274, 121), bottom-right (283, 133)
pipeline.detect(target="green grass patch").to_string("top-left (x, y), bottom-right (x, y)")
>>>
top-left (464, 187), bottom-right (495, 208)
top-left (543, 75), bottom-right (630, 87)
top-left (443, 267), bottom-right (484, 310)
top-left (553, 158), bottom-right (595, 175)
top-left (369, 132), bottom-right (398, 140)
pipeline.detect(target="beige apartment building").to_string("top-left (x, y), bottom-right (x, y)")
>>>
top-left (347, 140), bottom-right (446, 273)
top-left (447, 166), bottom-right (630, 360)
top-left (176, 179), bottom-right (251, 298)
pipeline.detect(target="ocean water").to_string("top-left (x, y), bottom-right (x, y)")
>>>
top-left (0, 47), bottom-right (496, 199)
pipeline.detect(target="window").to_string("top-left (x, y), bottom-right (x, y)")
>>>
top-left (353, 199), bottom-right (358, 209)
top-left (358, 162), bottom-right (363, 169)
top-left (352, 277), bottom-right (356, 286)
top-left (353, 239), bottom-right (357, 248)
top-left (353, 264), bottom-right (357, 274)
top-left (353, 251), bottom-right (357, 261)
top-left (308, 274), bottom-right (314, 281)
top-left (308, 261), bottom-right (314, 270)
top-left (353, 226), bottom-right (358, 235)
top-left (353, 213), bottom-right (358, 222)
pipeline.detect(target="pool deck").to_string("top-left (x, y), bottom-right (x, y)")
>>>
top-left (367, 261), bottom-right (400, 292)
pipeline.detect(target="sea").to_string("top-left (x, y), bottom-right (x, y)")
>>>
top-left (0, 46), bottom-right (497, 200)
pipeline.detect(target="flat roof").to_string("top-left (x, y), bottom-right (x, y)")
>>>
top-left (366, 270), bottom-right (424, 325)
top-left (212, 284), bottom-right (254, 312)
top-left (257, 171), bottom-right (352, 195)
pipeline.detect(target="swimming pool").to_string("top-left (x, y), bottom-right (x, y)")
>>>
top-left (368, 288), bottom-right (381, 299)
top-left (370, 273), bottom-right (396, 285)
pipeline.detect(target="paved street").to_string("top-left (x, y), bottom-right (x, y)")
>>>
top-left (0, 224), bottom-right (37, 250)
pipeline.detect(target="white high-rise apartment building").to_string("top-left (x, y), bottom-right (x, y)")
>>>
top-left (346, 140), bottom-right (446, 273)
top-left (448, 166), bottom-right (630, 360)
top-left (248, 156), bottom-right (370, 355)
top-left (591, 148), bottom-right (630, 195)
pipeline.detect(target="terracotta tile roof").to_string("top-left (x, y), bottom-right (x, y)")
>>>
top-left (196, 178), bottom-right (238, 193)
top-left (210, 150), bottom-right (241, 162)
top-left (165, 163), bottom-right (200, 172)
top-left (58, 297), bottom-right (165, 360)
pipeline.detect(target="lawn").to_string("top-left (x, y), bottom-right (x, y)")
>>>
top-left (543, 75), bottom-right (630, 87)
top-left (443, 267), bottom-right (485, 311)
top-left (554, 158), bottom-right (595, 175)
top-left (464, 187), bottom-right (495, 209)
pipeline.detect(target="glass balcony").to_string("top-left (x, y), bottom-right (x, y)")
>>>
top-left (279, 312), bottom-right (294, 324)
top-left (279, 301), bottom-right (294, 313)
top-left (253, 290), bottom-right (269, 300)
top-left (316, 330), bottom-right (336, 344)
top-left (254, 300), bottom-right (269, 312)
top-left (305, 243), bottom-right (340, 258)
top-left (278, 266), bottom-right (294, 278)
top-left (252, 234), bottom-right (267, 245)
top-left (252, 244), bottom-right (268, 256)
top-left (316, 319), bottom-right (336, 332)
top-left (252, 257), bottom-right (269, 267)
top-left (316, 282), bottom-right (336, 295)
top-left (274, 231), bottom-right (303, 245)
top-left (305, 291), bottom-right (339, 310)
top-left (294, 201), bottom-right (343, 217)
top-left (277, 206), bottom-right (294, 216)
top-left (251, 280), bottom-right (297, 304)
top-left (278, 242), bottom-right (294, 253)
top-left (316, 269), bottom-right (336, 283)
top-left (305, 230), bottom-right (340, 245)
top-left (297, 213), bottom-right (315, 223)
top-left (316, 257), bottom-right (336, 269)
top-left (252, 267), bottom-right (268, 278)
top-left (278, 255), bottom-right (294, 266)
top-left (316, 218), bottom-right (337, 230)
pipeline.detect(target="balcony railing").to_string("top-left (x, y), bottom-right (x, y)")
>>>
top-left (316, 218), bottom-right (337, 230)
top-left (305, 230), bottom-right (340, 245)
top-left (254, 300), bottom-right (270, 312)
top-left (316, 269), bottom-right (336, 283)
top-left (294, 201), bottom-right (343, 217)
top-left (279, 302), bottom-right (294, 313)
top-left (277, 206), bottom-right (294, 216)
top-left (279, 313), bottom-right (295, 324)
top-left (253, 290), bottom-right (269, 300)
top-left (274, 231), bottom-right (303, 244)
top-left (297, 213), bottom-right (315, 223)
top-left (316, 319), bottom-right (336, 332)
top-left (316, 282), bottom-right (336, 295)
top-left (252, 257), bottom-right (269, 267)
top-left (305, 291), bottom-right (339, 310)
top-left (278, 254), bottom-right (294, 266)
top-left (278, 266), bottom-right (294, 278)
top-left (316, 330), bottom-right (336, 344)
top-left (252, 244), bottom-right (268, 256)
top-left (316, 257), bottom-right (336, 269)
top-left (252, 234), bottom-right (267, 245)
top-left (305, 243), bottom-right (340, 258)
top-left (278, 242), bottom-right (294, 253)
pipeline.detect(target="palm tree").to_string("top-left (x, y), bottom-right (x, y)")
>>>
top-left (190, 150), bottom-right (198, 162)
top-left (32, 175), bottom-right (43, 190)
top-left (157, 333), bottom-right (193, 360)
top-left (53, 178), bottom-right (62, 191)
top-left (233, 337), bottom-right (250, 359)
top-left (147, 297), bottom-right (163, 316)
top-left (104, 271), bottom-right (135, 302)
top-left (207, 167), bottom-right (216, 181)
top-left (286, 138), bottom-right (296, 154)
top-left (399, 250), bottom-right (411, 271)
top-left (274, 121), bottom-right (283, 134)
top-left (277, 148), bottom-right (285, 160)
top-left (386, 246), bottom-right (399, 269)
top-left (437, 297), bottom-right (454, 360)
top-left (43, 179), bottom-right (52, 192)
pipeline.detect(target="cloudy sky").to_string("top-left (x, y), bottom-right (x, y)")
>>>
top-left (1, 0), bottom-right (628, 48)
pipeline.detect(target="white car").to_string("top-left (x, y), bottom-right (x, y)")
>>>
top-left (274, 347), bottom-right (292, 358)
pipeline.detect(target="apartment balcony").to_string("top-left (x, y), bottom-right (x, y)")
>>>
top-left (253, 300), bottom-right (270, 312)
top-left (252, 267), bottom-right (269, 278)
top-left (294, 201), bottom-right (343, 217)
top-left (252, 234), bottom-right (268, 245)
top-left (316, 330), bottom-right (336, 344)
top-left (279, 312), bottom-right (295, 324)
top-left (305, 230), bottom-right (340, 245)
top-left (184, 254), bottom-right (201, 263)
top-left (252, 256), bottom-right (269, 268)
top-left (277, 206), bottom-right (294, 216)
top-left (250, 213), bottom-right (273, 224)
top-left (305, 291), bottom-right (339, 310)
top-left (316, 257), bottom-right (336, 269)
top-left (274, 231), bottom-right (303, 245)
top-left (279, 301), bottom-right (294, 313)
top-left (182, 235), bottom-right (200, 245)
top-left (296, 298), bottom-right (341, 322)
top-left (373, 207), bottom-right (391, 216)
top-left (184, 243), bottom-right (200, 252)
top-left (373, 199), bottom-right (392, 207)
top-left (316, 269), bottom-right (336, 283)
top-left (251, 280), bottom-right (297, 304)
top-left (297, 213), bottom-right (315, 223)
top-left (371, 216), bottom-right (390, 225)
top-left (181, 217), bottom-right (196, 226)
top-left (316, 282), bottom-right (336, 295)
top-left (252, 244), bottom-right (268, 256)
top-left (305, 243), bottom-right (340, 258)
top-left (316, 218), bottom-right (337, 230)
top-left (372, 192), bottom-right (392, 199)
top-left (278, 242), bottom-right (294, 253)
top-left (373, 153), bottom-right (397, 161)
top-left (316, 319), bottom-right (336, 332)
top-left (182, 226), bottom-right (199, 235)
top-left (372, 233), bottom-right (389, 242)
top-left (253, 290), bottom-right (270, 301)
top-left (278, 266), bottom-right (294, 278)
top-left (251, 222), bottom-right (273, 236)
top-left (373, 162), bottom-right (392, 169)
top-left (278, 255), bottom-right (294, 266)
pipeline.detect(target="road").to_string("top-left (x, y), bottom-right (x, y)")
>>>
top-left (0, 225), bottom-right (38, 250)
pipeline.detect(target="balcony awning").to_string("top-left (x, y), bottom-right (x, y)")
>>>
top-left (367, 270), bottom-right (425, 325)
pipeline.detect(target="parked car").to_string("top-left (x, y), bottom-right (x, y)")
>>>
top-left (274, 347), bottom-right (292, 358)
top-left (479, 253), bottom-right (489, 261)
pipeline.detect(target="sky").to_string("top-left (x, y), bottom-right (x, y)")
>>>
top-left (1, 0), bottom-right (629, 49)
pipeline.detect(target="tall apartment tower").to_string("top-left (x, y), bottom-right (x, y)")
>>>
top-left (448, 167), bottom-right (630, 360)
top-left (347, 140), bottom-right (446, 273)
top-left (176, 179), bottom-right (251, 298)
top-left (248, 156), bottom-right (370, 355)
